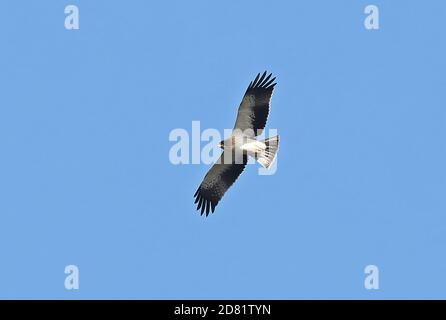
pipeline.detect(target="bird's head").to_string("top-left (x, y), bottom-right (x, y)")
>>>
top-left (218, 140), bottom-right (225, 149)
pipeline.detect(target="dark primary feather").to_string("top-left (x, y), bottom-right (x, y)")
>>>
top-left (233, 71), bottom-right (277, 136)
top-left (194, 151), bottom-right (248, 216)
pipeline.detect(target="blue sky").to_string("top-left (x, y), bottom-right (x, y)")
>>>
top-left (0, 1), bottom-right (445, 299)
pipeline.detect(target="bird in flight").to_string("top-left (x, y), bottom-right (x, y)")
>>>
top-left (194, 71), bottom-right (279, 216)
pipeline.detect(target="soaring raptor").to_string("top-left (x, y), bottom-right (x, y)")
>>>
top-left (194, 71), bottom-right (279, 216)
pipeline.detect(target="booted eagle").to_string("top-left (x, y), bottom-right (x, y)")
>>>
top-left (194, 71), bottom-right (280, 216)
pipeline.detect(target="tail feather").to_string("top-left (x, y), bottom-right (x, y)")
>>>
top-left (256, 135), bottom-right (279, 169)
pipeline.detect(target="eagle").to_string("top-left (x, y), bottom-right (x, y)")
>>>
top-left (193, 71), bottom-right (280, 216)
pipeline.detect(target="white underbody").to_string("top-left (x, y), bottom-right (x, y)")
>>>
top-left (240, 139), bottom-right (266, 157)
top-left (222, 135), bottom-right (279, 169)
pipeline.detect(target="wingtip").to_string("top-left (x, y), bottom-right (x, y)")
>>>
top-left (196, 196), bottom-right (203, 211)
top-left (264, 76), bottom-right (276, 89)
top-left (201, 202), bottom-right (206, 215)
top-left (260, 73), bottom-right (273, 88)
top-left (205, 202), bottom-right (210, 216)
top-left (252, 73), bottom-right (261, 87)
top-left (257, 71), bottom-right (267, 86)
top-left (250, 71), bottom-right (277, 89)
top-left (196, 200), bottom-right (216, 216)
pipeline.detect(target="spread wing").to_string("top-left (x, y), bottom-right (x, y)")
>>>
top-left (233, 71), bottom-right (277, 136)
top-left (194, 151), bottom-right (248, 216)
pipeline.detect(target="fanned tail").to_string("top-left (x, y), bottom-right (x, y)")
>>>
top-left (256, 135), bottom-right (279, 169)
